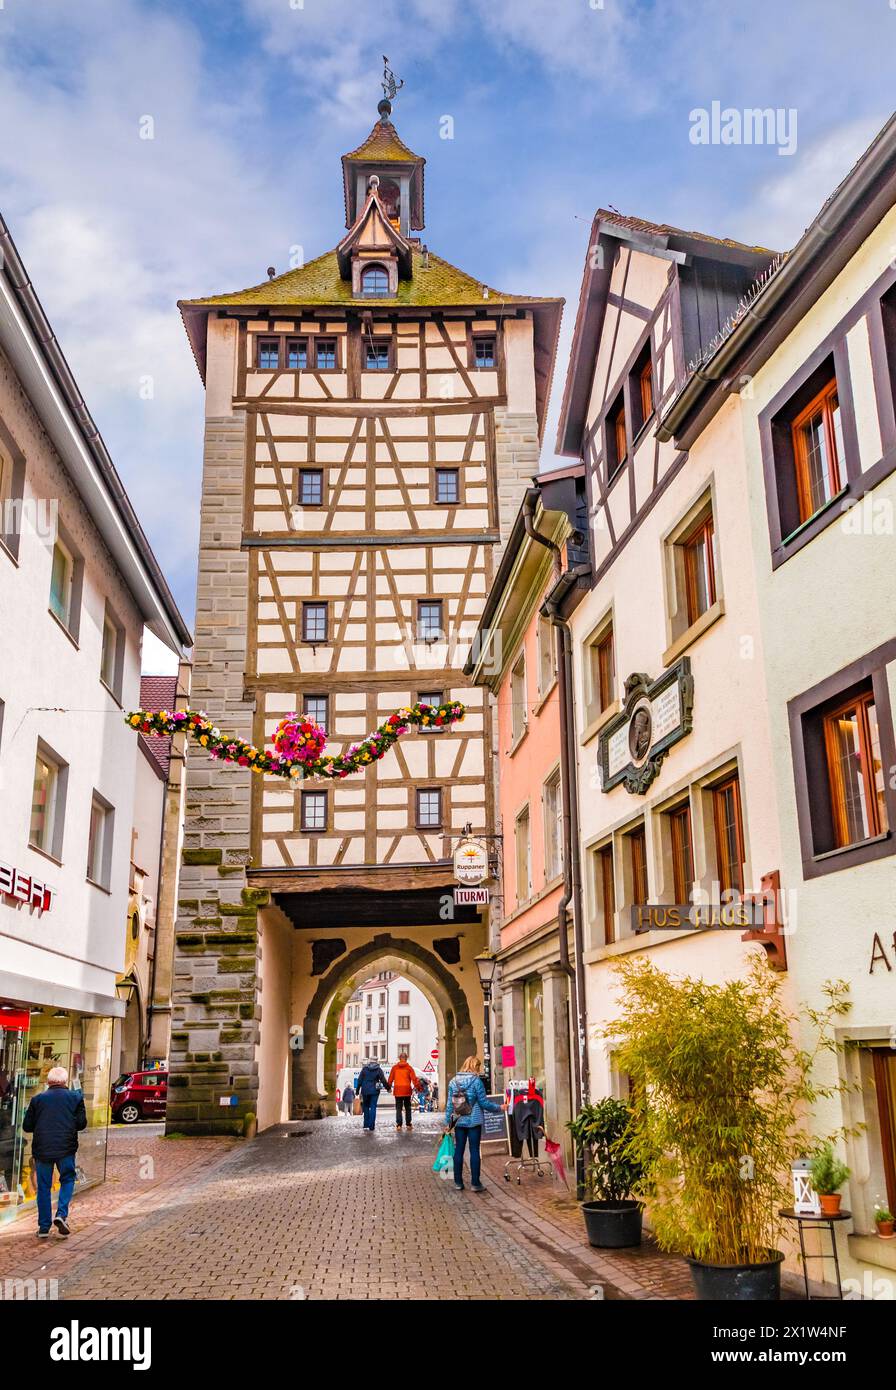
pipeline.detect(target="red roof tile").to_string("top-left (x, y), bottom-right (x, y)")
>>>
top-left (139, 675), bottom-right (178, 778)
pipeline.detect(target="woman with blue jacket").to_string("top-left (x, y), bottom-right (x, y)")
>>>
top-left (444, 1057), bottom-right (507, 1192)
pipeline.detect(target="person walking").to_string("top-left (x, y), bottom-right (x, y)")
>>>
top-left (444, 1056), bottom-right (506, 1193)
top-left (340, 1081), bottom-right (356, 1117)
top-left (356, 1057), bottom-right (390, 1132)
top-left (387, 1053), bottom-right (418, 1131)
top-left (21, 1066), bottom-right (87, 1238)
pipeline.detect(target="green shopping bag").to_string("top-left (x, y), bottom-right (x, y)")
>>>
top-left (432, 1132), bottom-right (454, 1175)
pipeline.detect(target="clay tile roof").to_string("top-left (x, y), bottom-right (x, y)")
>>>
top-left (139, 675), bottom-right (178, 778)
top-left (342, 120), bottom-right (424, 166)
top-left (596, 208), bottom-right (777, 257)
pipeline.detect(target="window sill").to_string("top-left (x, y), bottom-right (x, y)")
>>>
top-left (631, 411), bottom-right (656, 451)
top-left (848, 1233), bottom-right (896, 1273)
top-left (812, 830), bottom-right (891, 864)
top-left (48, 607), bottom-right (79, 650)
top-left (86, 876), bottom-right (112, 896)
top-left (507, 726), bottom-right (529, 758)
top-left (662, 597), bottom-right (725, 667)
top-left (780, 485), bottom-right (849, 547)
top-left (533, 677), bottom-right (558, 716)
top-left (99, 679), bottom-right (123, 709)
top-left (581, 700), bottom-right (621, 747)
top-left (28, 843), bottom-right (63, 868)
top-left (0, 534), bottom-right (19, 566)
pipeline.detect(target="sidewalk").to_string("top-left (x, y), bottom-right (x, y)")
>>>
top-left (0, 1126), bottom-right (238, 1287)
top-left (481, 1152), bottom-right (695, 1299)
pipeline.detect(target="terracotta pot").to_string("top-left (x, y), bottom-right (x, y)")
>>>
top-left (876, 1220), bottom-right (895, 1239)
top-left (818, 1193), bottom-right (842, 1215)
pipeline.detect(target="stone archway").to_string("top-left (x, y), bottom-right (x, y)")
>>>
top-left (292, 934), bottom-right (477, 1119)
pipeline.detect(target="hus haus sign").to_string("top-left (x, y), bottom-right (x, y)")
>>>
top-left (598, 657), bottom-right (694, 794)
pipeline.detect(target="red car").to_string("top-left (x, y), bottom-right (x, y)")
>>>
top-left (111, 1070), bottom-right (168, 1124)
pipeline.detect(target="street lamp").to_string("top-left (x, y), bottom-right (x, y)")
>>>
top-left (474, 952), bottom-right (498, 1092)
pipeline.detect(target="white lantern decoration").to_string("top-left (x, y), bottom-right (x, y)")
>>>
top-left (791, 1159), bottom-right (821, 1215)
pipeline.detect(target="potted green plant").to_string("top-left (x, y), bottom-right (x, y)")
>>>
top-left (568, 1098), bottom-right (643, 1248)
top-left (873, 1201), bottom-right (894, 1238)
top-left (605, 953), bottom-right (850, 1301)
top-left (809, 1144), bottom-right (849, 1215)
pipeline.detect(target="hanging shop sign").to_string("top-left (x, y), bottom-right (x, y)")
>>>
top-left (454, 886), bottom-right (490, 906)
top-left (453, 837), bottom-right (489, 886)
top-left (0, 860), bottom-right (55, 914)
top-left (598, 657), bottom-right (694, 795)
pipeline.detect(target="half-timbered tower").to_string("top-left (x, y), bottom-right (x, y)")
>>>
top-left (170, 95), bottom-right (562, 1131)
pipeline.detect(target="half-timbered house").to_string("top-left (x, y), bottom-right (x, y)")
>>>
top-left (169, 96), bottom-right (562, 1130)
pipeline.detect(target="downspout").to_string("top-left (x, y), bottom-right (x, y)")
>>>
top-left (521, 490), bottom-right (589, 1116)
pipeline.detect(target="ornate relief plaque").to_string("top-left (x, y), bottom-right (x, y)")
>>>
top-left (598, 658), bottom-right (694, 794)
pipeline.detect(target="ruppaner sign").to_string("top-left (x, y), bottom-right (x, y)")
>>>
top-left (598, 657), bottom-right (694, 794)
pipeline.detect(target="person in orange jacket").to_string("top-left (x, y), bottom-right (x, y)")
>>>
top-left (387, 1054), bottom-right (418, 1131)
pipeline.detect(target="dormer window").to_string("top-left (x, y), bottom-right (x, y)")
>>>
top-left (361, 265), bottom-right (390, 298)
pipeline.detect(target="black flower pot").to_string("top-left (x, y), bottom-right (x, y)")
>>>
top-left (581, 1199), bottom-right (643, 1248)
top-left (687, 1250), bottom-right (784, 1301)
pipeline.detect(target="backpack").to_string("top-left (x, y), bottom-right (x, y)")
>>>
top-left (450, 1077), bottom-right (475, 1123)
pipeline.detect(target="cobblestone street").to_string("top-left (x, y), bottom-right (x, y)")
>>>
top-left (1, 1117), bottom-right (606, 1301)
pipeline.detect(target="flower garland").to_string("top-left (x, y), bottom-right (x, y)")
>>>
top-left (126, 700), bottom-right (466, 780)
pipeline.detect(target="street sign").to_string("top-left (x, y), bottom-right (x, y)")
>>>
top-left (454, 886), bottom-right (489, 906)
top-left (430, 1049), bottom-right (439, 1058)
top-left (423, 1060), bottom-right (435, 1073)
top-left (453, 837), bottom-right (489, 885)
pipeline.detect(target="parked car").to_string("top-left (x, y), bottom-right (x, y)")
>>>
top-left (111, 1070), bottom-right (168, 1124)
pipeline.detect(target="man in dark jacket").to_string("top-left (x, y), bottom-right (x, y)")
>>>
top-left (356, 1058), bottom-right (390, 1132)
top-left (22, 1066), bottom-right (87, 1238)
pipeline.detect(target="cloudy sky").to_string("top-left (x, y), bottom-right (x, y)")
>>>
top-left (2, 0), bottom-right (893, 650)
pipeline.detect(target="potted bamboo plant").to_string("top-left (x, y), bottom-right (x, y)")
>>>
top-left (809, 1144), bottom-right (849, 1215)
top-left (568, 1098), bottom-right (643, 1248)
top-left (605, 953), bottom-right (850, 1301)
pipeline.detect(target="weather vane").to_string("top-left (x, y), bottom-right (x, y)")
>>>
top-left (382, 56), bottom-right (404, 102)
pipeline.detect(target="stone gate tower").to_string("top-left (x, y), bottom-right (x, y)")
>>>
top-left (168, 93), bottom-right (562, 1133)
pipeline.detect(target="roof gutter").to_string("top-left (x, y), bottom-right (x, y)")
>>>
top-left (657, 112), bottom-right (896, 448)
top-left (0, 216), bottom-right (192, 652)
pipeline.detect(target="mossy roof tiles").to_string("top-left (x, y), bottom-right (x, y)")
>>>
top-left (342, 120), bottom-right (424, 165)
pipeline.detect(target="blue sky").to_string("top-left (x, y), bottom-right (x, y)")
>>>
top-left (1, 0), bottom-right (894, 649)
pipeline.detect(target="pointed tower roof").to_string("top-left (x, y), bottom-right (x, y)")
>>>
top-left (341, 104), bottom-right (425, 230)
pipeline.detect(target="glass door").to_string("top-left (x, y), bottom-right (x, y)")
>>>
top-left (0, 1007), bottom-right (31, 1222)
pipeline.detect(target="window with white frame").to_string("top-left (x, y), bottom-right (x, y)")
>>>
top-left (543, 767), bottom-right (563, 882)
top-left (301, 790), bottom-right (327, 831)
top-left (30, 744), bottom-right (67, 859)
top-left (511, 653), bottom-right (527, 745)
top-left (537, 616), bottom-right (556, 696)
top-left (86, 793), bottom-right (114, 889)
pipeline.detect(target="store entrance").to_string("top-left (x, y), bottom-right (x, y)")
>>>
top-left (0, 1008), bottom-right (30, 1218)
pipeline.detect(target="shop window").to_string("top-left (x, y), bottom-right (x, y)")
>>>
top-left (630, 339), bottom-right (654, 436)
top-left (511, 654), bottom-right (527, 746)
top-left (30, 743), bottom-right (67, 860)
top-left (301, 790), bottom-right (327, 832)
top-left (524, 976), bottom-right (544, 1085)
top-left (605, 390), bottom-right (627, 478)
top-left (86, 793), bottom-right (114, 890)
top-left (515, 804), bottom-right (531, 904)
top-left (543, 767), bottom-right (563, 883)
top-left (712, 773), bottom-right (745, 895)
